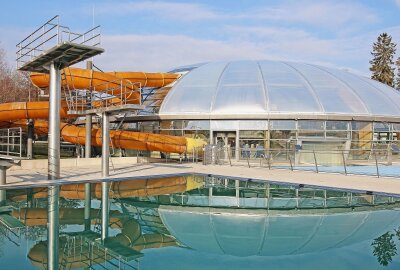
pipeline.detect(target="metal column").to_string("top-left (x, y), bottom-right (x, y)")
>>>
top-left (0, 167), bottom-right (6, 205)
top-left (85, 61), bottom-right (93, 159)
top-left (101, 112), bottom-right (110, 241)
top-left (47, 185), bottom-right (59, 270)
top-left (27, 119), bottom-right (34, 159)
top-left (102, 112), bottom-right (110, 177)
top-left (48, 62), bottom-right (61, 180)
top-left (85, 116), bottom-right (92, 158)
top-left (235, 130), bottom-right (240, 161)
top-left (48, 61), bottom-right (61, 270)
top-left (84, 183), bottom-right (91, 231)
top-left (101, 181), bottom-right (109, 241)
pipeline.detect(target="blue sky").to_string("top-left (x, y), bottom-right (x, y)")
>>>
top-left (1, 0), bottom-right (400, 73)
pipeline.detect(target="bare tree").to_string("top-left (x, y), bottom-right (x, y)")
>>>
top-left (0, 46), bottom-right (38, 103)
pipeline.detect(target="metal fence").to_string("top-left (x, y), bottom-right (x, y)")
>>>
top-left (202, 145), bottom-right (400, 178)
top-left (0, 127), bottom-right (23, 158)
top-left (63, 75), bottom-right (142, 113)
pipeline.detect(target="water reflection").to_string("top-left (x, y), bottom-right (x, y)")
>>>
top-left (0, 175), bottom-right (400, 269)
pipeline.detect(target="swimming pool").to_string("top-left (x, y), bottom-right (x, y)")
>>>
top-left (0, 175), bottom-right (399, 269)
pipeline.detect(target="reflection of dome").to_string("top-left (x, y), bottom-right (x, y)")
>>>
top-left (160, 60), bottom-right (400, 119)
top-left (159, 206), bottom-right (400, 257)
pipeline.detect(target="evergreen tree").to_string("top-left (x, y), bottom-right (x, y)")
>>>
top-left (369, 33), bottom-right (396, 87)
top-left (396, 57), bottom-right (400, 91)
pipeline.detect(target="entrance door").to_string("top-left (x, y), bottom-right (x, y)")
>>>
top-left (214, 132), bottom-right (236, 159)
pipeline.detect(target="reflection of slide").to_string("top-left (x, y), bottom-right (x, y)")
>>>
top-left (10, 175), bottom-right (203, 202)
top-left (0, 68), bottom-right (205, 153)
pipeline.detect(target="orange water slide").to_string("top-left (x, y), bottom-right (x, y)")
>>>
top-left (0, 102), bottom-right (204, 153)
top-left (0, 67), bottom-right (205, 153)
top-left (30, 67), bottom-right (179, 91)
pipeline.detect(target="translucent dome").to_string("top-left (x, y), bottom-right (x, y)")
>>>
top-left (159, 60), bottom-right (400, 119)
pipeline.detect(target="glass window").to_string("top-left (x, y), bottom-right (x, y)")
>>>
top-left (392, 123), bottom-right (400, 131)
top-left (239, 120), bottom-right (268, 130)
top-left (326, 131), bottom-right (349, 138)
top-left (211, 121), bottom-right (239, 130)
top-left (326, 121), bottom-right (348, 130)
top-left (351, 121), bottom-right (372, 131)
top-left (270, 130), bottom-right (296, 140)
top-left (239, 130), bottom-right (265, 139)
top-left (270, 120), bottom-right (296, 130)
top-left (298, 131), bottom-right (324, 137)
top-left (373, 122), bottom-right (390, 132)
top-left (298, 120), bottom-right (324, 130)
top-left (183, 120), bottom-right (210, 130)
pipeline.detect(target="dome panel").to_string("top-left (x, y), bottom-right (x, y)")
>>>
top-left (160, 60), bottom-right (400, 119)
top-left (321, 66), bottom-right (400, 116)
top-left (259, 61), bottom-right (322, 113)
top-left (287, 63), bottom-right (369, 114)
top-left (160, 61), bottom-right (227, 114)
top-left (212, 61), bottom-right (266, 114)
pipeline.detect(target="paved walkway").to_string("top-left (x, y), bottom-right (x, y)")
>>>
top-left (1, 162), bottom-right (400, 195)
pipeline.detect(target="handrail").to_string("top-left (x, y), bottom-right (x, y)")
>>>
top-left (202, 145), bottom-right (398, 178)
top-left (16, 15), bottom-right (102, 69)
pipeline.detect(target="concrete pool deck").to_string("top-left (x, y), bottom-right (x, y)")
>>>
top-left (1, 159), bottom-right (400, 195)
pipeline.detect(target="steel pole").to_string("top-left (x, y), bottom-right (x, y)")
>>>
top-left (47, 61), bottom-right (61, 270)
top-left (0, 167), bottom-right (6, 205)
top-left (85, 61), bottom-right (93, 159)
top-left (85, 116), bottom-right (92, 158)
top-left (101, 112), bottom-right (110, 241)
top-left (102, 112), bottom-right (109, 177)
top-left (84, 183), bottom-right (91, 231)
top-left (101, 181), bottom-right (109, 241)
top-left (48, 62), bottom-right (61, 180)
top-left (47, 185), bottom-right (59, 270)
top-left (27, 119), bottom-right (34, 159)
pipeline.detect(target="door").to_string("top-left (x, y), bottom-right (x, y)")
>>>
top-left (214, 132), bottom-right (236, 159)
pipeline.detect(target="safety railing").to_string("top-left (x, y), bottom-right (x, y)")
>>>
top-left (202, 145), bottom-right (400, 178)
top-left (16, 15), bottom-right (101, 69)
top-left (63, 78), bottom-right (142, 113)
top-left (0, 127), bottom-right (23, 158)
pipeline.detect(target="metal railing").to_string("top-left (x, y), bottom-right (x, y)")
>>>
top-left (63, 77), bottom-right (142, 113)
top-left (0, 127), bottom-right (23, 157)
top-left (202, 146), bottom-right (400, 178)
top-left (16, 15), bottom-right (101, 69)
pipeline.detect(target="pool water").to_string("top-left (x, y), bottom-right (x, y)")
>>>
top-left (0, 175), bottom-right (400, 269)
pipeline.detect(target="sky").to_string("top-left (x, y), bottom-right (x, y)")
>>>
top-left (1, 0), bottom-right (400, 74)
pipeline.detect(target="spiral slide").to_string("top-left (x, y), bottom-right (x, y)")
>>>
top-left (0, 68), bottom-right (205, 154)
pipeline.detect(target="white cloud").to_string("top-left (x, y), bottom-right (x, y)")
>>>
top-left (91, 25), bottom-right (400, 75)
top-left (396, 0), bottom-right (400, 7)
top-left (95, 1), bottom-right (222, 21)
top-left (247, 0), bottom-right (378, 30)
top-left (94, 34), bottom-right (270, 71)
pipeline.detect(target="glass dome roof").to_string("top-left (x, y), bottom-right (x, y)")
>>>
top-left (159, 60), bottom-right (400, 120)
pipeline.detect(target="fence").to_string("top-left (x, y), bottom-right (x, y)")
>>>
top-left (63, 75), bottom-right (142, 113)
top-left (0, 128), bottom-right (23, 158)
top-left (16, 15), bottom-right (101, 69)
top-left (202, 145), bottom-right (400, 178)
